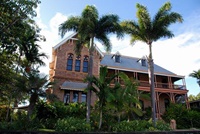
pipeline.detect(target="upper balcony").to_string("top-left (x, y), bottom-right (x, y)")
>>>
top-left (138, 81), bottom-right (186, 90)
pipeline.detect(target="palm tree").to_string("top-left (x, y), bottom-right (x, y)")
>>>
top-left (59, 5), bottom-right (123, 122)
top-left (85, 66), bottom-right (118, 129)
top-left (18, 22), bottom-right (47, 72)
top-left (121, 2), bottom-right (183, 126)
top-left (20, 67), bottom-right (52, 120)
top-left (190, 69), bottom-right (200, 87)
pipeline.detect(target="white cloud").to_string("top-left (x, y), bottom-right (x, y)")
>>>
top-left (35, 7), bottom-right (69, 75)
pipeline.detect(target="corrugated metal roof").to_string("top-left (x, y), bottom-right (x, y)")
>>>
top-left (100, 54), bottom-right (177, 76)
top-left (60, 81), bottom-right (87, 91)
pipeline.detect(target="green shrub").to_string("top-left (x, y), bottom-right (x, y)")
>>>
top-left (111, 120), bottom-right (151, 132)
top-left (0, 121), bottom-right (11, 130)
top-left (65, 102), bottom-right (86, 119)
top-left (155, 120), bottom-right (171, 131)
top-left (0, 106), bottom-right (11, 121)
top-left (55, 117), bottom-right (91, 132)
top-left (111, 120), bottom-right (170, 132)
top-left (162, 103), bottom-right (200, 129)
top-left (35, 101), bottom-right (57, 120)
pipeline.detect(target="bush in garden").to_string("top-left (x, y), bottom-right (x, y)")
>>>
top-left (111, 120), bottom-right (171, 132)
top-left (111, 120), bottom-right (151, 132)
top-left (65, 102), bottom-right (86, 119)
top-left (35, 101), bottom-right (57, 120)
top-left (0, 110), bottom-right (43, 131)
top-left (162, 103), bottom-right (200, 129)
top-left (34, 101), bottom-right (87, 129)
top-left (155, 120), bottom-right (171, 131)
top-left (0, 106), bottom-right (11, 121)
top-left (186, 110), bottom-right (200, 128)
top-left (55, 117), bottom-right (91, 132)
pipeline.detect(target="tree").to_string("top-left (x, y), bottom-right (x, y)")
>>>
top-left (85, 66), bottom-right (118, 129)
top-left (190, 69), bottom-right (200, 87)
top-left (17, 67), bottom-right (52, 119)
top-left (0, 0), bottom-right (41, 52)
top-left (108, 73), bottom-right (144, 122)
top-left (59, 5), bottom-right (123, 122)
top-left (121, 2), bottom-right (183, 126)
top-left (188, 93), bottom-right (200, 101)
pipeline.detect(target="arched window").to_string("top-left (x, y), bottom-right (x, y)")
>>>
top-left (83, 56), bottom-right (88, 73)
top-left (75, 55), bottom-right (81, 72)
top-left (66, 53), bottom-right (73, 71)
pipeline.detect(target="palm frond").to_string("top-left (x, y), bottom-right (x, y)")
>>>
top-left (98, 14), bottom-right (123, 39)
top-left (96, 34), bottom-right (111, 52)
top-left (136, 3), bottom-right (151, 32)
top-left (59, 16), bottom-right (80, 38)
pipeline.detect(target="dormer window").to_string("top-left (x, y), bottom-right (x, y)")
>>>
top-left (112, 51), bottom-right (121, 63)
top-left (141, 59), bottom-right (146, 67)
top-left (137, 57), bottom-right (147, 67)
top-left (115, 55), bottom-right (120, 63)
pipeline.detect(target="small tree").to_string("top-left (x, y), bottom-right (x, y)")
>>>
top-left (85, 66), bottom-right (118, 129)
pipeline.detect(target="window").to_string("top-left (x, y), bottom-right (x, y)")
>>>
top-left (73, 91), bottom-right (79, 102)
top-left (64, 91), bottom-right (70, 104)
top-left (75, 55), bottom-right (81, 72)
top-left (83, 56), bottom-right (88, 73)
top-left (115, 55), bottom-right (120, 63)
top-left (81, 92), bottom-right (86, 103)
top-left (67, 53), bottom-right (73, 71)
top-left (141, 59), bottom-right (146, 66)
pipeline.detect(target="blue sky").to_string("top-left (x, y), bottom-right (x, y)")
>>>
top-left (35, 0), bottom-right (200, 95)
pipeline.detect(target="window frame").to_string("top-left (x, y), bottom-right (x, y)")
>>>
top-left (67, 53), bottom-right (73, 71)
top-left (75, 55), bottom-right (81, 72)
top-left (83, 56), bottom-right (89, 73)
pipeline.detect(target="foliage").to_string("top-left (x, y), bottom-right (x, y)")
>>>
top-left (112, 120), bottom-right (149, 132)
top-left (0, 110), bottom-right (43, 131)
top-left (35, 101), bottom-right (57, 120)
top-left (107, 72), bottom-right (144, 122)
top-left (0, 106), bottom-right (11, 121)
top-left (155, 120), bottom-right (171, 131)
top-left (35, 101), bottom-right (86, 129)
top-left (65, 102), bottom-right (86, 119)
top-left (111, 120), bottom-right (170, 132)
top-left (162, 103), bottom-right (200, 129)
top-left (188, 93), bottom-right (200, 101)
top-left (55, 117), bottom-right (91, 132)
top-left (162, 103), bottom-right (188, 129)
top-left (85, 66), bottom-right (118, 129)
top-left (0, 0), bottom-right (41, 52)
top-left (190, 69), bottom-right (200, 87)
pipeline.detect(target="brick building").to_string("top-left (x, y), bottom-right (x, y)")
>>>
top-left (49, 33), bottom-right (189, 118)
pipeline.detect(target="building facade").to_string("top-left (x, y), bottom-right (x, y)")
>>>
top-left (49, 33), bottom-right (189, 118)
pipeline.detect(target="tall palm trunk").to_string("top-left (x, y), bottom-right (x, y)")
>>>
top-left (86, 37), bottom-right (94, 123)
top-left (148, 43), bottom-right (156, 127)
top-left (99, 103), bottom-right (103, 130)
top-left (28, 93), bottom-right (38, 120)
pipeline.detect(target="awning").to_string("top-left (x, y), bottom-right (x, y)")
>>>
top-left (60, 81), bottom-right (88, 91)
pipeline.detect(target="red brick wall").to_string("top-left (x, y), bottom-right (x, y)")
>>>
top-left (51, 40), bottom-right (101, 104)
